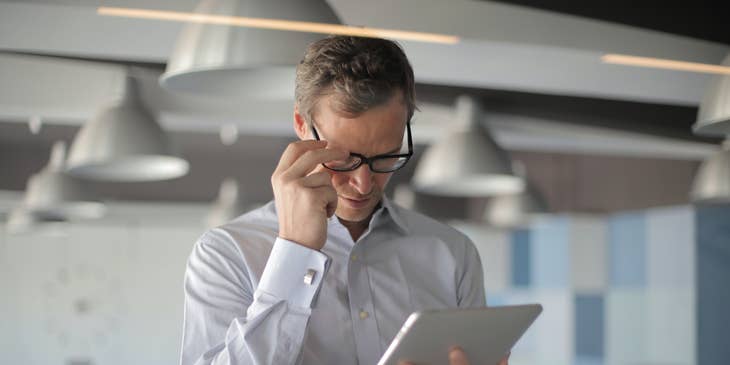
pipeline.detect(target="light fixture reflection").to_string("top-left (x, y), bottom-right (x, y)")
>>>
top-left (98, 6), bottom-right (460, 44)
top-left (602, 54), bottom-right (730, 75)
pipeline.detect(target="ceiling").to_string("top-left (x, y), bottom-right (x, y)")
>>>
top-left (492, 0), bottom-right (730, 45)
top-left (0, 0), bottom-right (726, 214)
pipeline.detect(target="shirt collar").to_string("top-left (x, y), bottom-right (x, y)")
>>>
top-left (326, 195), bottom-right (410, 236)
top-left (377, 195), bottom-right (410, 234)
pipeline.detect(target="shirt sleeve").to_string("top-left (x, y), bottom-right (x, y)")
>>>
top-left (180, 232), bottom-right (329, 365)
top-left (456, 236), bottom-right (487, 308)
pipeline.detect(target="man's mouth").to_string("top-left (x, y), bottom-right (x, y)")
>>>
top-left (340, 196), bottom-right (371, 208)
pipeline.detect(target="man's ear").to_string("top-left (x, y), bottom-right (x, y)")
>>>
top-left (293, 104), bottom-right (309, 141)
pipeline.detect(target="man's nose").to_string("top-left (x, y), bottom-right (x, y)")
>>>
top-left (349, 164), bottom-right (374, 195)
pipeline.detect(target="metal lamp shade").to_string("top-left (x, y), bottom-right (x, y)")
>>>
top-left (5, 207), bottom-right (67, 235)
top-left (483, 189), bottom-right (547, 229)
top-left (67, 76), bottom-right (189, 182)
top-left (392, 184), bottom-right (418, 210)
top-left (22, 141), bottom-right (106, 220)
top-left (159, 0), bottom-right (340, 99)
top-left (693, 54), bottom-right (730, 136)
top-left (205, 178), bottom-right (246, 228)
top-left (413, 96), bottom-right (525, 197)
top-left (691, 141), bottom-right (730, 203)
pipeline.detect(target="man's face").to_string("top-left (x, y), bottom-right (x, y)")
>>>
top-left (301, 92), bottom-right (408, 224)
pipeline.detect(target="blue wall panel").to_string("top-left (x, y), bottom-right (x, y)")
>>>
top-left (608, 213), bottom-right (646, 288)
top-left (696, 204), bottom-right (730, 365)
top-left (511, 229), bottom-right (531, 287)
top-left (575, 294), bottom-right (604, 358)
top-left (531, 217), bottom-right (570, 288)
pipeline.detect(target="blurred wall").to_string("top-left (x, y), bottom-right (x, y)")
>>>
top-left (1, 203), bottom-right (205, 365)
top-left (455, 205), bottom-right (696, 365)
top-left (0, 202), bottom-right (701, 365)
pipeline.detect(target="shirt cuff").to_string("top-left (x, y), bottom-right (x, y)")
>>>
top-left (256, 237), bottom-right (330, 309)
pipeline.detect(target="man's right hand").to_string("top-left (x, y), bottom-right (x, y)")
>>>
top-left (271, 140), bottom-right (349, 250)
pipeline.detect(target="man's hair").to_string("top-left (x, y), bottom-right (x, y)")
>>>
top-left (295, 36), bottom-right (416, 124)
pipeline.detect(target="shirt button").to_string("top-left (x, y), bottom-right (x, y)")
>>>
top-left (359, 310), bottom-right (369, 320)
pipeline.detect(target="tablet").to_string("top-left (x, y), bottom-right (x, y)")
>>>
top-left (377, 304), bottom-right (542, 365)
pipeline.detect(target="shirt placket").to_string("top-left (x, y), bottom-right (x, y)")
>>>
top-left (347, 239), bottom-right (382, 365)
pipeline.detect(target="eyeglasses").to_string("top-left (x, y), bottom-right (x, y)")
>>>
top-left (310, 120), bottom-right (413, 173)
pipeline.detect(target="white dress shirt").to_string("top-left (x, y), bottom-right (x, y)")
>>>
top-left (180, 197), bottom-right (486, 365)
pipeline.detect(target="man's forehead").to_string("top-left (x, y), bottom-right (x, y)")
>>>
top-left (313, 90), bottom-right (408, 121)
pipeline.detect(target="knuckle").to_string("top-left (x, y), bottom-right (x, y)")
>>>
top-left (297, 150), bottom-right (309, 161)
top-left (301, 149), bottom-right (317, 160)
top-left (285, 180), bottom-right (301, 191)
top-left (286, 141), bottom-right (305, 154)
top-left (271, 172), bottom-right (285, 186)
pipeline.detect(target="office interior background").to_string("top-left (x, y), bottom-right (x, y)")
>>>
top-left (1, 1), bottom-right (729, 364)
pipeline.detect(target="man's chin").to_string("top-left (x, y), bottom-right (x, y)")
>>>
top-left (335, 199), bottom-right (379, 223)
top-left (335, 207), bottom-right (373, 224)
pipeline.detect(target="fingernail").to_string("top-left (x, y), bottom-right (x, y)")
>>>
top-left (449, 347), bottom-right (466, 360)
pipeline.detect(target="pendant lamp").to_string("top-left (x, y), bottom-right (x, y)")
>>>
top-left (5, 207), bottom-right (67, 235)
top-left (159, 0), bottom-right (340, 99)
top-left (205, 178), bottom-right (246, 228)
top-left (21, 141), bottom-right (106, 220)
top-left (413, 95), bottom-right (525, 197)
top-left (693, 53), bottom-right (730, 136)
top-left (483, 187), bottom-right (548, 229)
top-left (691, 139), bottom-right (730, 204)
top-left (66, 75), bottom-right (189, 182)
top-left (392, 183), bottom-right (418, 211)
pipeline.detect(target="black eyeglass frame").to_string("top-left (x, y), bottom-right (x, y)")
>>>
top-left (309, 119), bottom-right (414, 173)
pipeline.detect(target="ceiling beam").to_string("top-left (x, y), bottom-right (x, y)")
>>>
top-left (1, 1), bottom-right (728, 105)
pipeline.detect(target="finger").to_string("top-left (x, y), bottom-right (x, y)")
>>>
top-left (274, 140), bottom-right (328, 175)
top-left (300, 171), bottom-right (332, 188)
top-left (315, 186), bottom-right (338, 213)
top-left (449, 347), bottom-right (470, 365)
top-left (310, 186), bottom-right (338, 218)
top-left (497, 351), bottom-right (511, 365)
top-left (285, 147), bottom-right (349, 179)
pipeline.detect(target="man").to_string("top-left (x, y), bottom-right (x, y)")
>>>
top-left (180, 36), bottom-right (508, 365)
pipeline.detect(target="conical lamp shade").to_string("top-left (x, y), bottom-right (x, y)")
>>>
top-left (691, 140), bottom-right (730, 203)
top-left (22, 141), bottom-right (106, 220)
top-left (483, 188), bottom-right (548, 229)
top-left (205, 178), bottom-right (246, 228)
top-left (66, 75), bottom-right (189, 182)
top-left (693, 53), bottom-right (730, 136)
top-left (160, 0), bottom-right (340, 99)
top-left (413, 95), bottom-right (525, 197)
top-left (5, 207), bottom-right (67, 235)
top-left (392, 183), bottom-right (418, 210)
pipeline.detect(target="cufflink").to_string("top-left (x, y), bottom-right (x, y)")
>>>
top-left (303, 269), bottom-right (316, 285)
